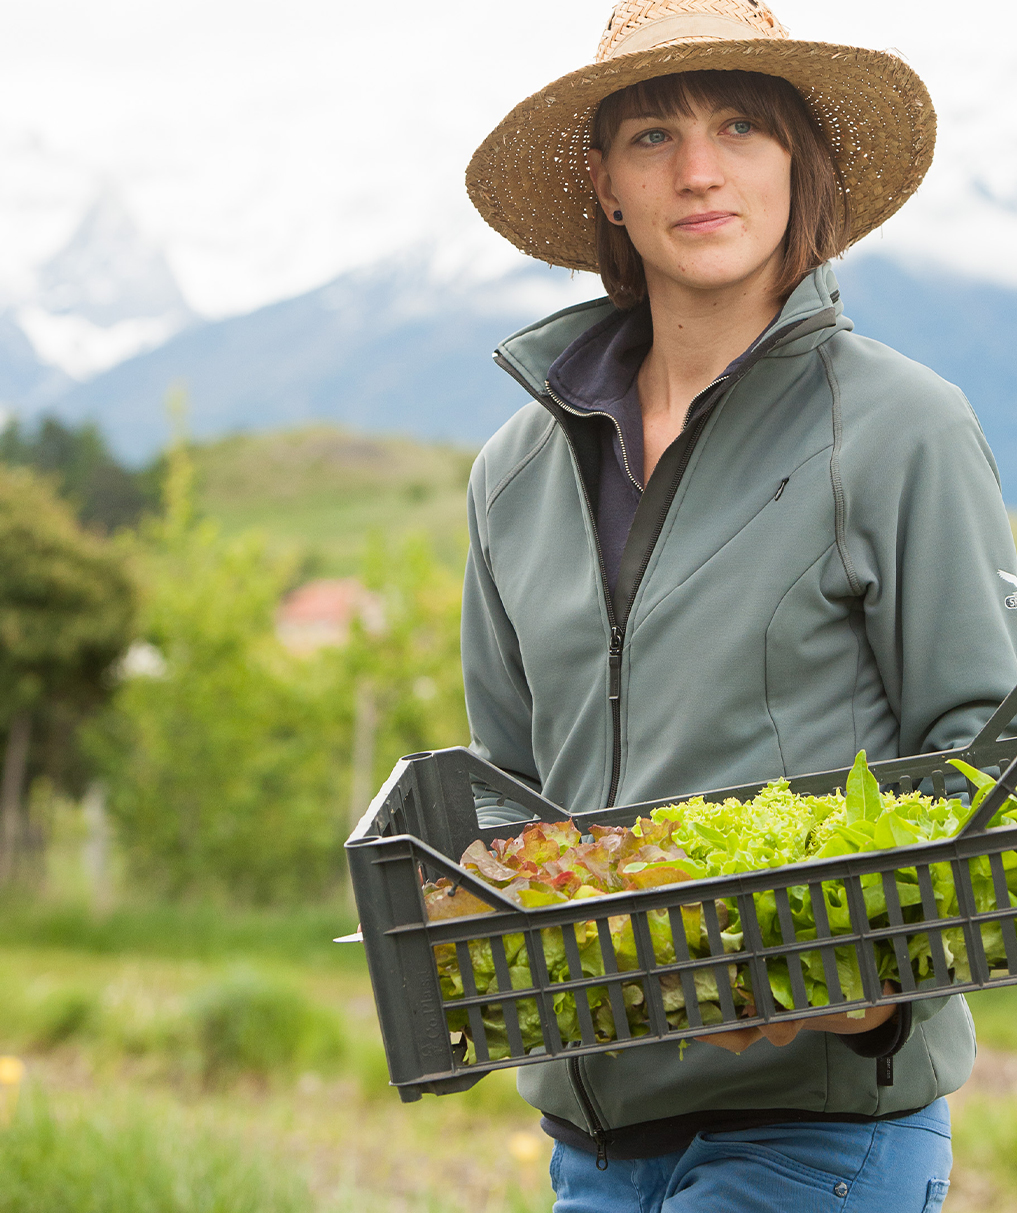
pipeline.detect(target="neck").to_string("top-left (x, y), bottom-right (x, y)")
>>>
top-left (636, 261), bottom-right (784, 483)
top-left (641, 265), bottom-right (783, 408)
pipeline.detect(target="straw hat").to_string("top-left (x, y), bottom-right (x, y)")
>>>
top-left (466, 0), bottom-right (935, 272)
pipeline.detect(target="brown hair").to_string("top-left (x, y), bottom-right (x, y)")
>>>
top-left (590, 70), bottom-right (848, 309)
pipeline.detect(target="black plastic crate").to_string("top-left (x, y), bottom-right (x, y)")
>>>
top-left (346, 687), bottom-right (1017, 1102)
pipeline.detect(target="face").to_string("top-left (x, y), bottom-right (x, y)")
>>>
top-left (588, 98), bottom-right (792, 301)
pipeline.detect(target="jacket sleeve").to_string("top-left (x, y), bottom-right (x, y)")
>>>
top-left (461, 462), bottom-right (541, 830)
top-left (837, 360), bottom-right (1017, 1044)
top-left (838, 369), bottom-right (1017, 759)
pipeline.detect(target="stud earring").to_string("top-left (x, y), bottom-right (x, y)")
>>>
top-left (613, 210), bottom-right (623, 222)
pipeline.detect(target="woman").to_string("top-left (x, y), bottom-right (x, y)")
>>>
top-left (459, 2), bottom-right (1017, 1210)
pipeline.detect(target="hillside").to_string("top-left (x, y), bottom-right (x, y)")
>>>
top-left (191, 425), bottom-right (474, 575)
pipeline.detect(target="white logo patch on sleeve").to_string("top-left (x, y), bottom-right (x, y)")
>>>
top-left (998, 569), bottom-right (1017, 609)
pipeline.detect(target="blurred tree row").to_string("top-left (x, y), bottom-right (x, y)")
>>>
top-left (84, 440), bottom-right (352, 902)
top-left (0, 415), bottom-right (159, 532)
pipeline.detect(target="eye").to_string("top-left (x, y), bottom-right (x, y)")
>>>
top-left (636, 128), bottom-right (669, 146)
top-left (729, 119), bottom-right (754, 136)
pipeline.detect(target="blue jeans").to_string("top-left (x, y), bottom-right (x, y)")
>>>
top-left (550, 1100), bottom-right (952, 1213)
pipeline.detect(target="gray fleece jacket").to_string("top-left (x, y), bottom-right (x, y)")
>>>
top-left (460, 264), bottom-right (1017, 1137)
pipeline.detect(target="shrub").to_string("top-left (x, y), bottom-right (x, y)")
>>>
top-left (349, 1039), bottom-right (393, 1100)
top-left (30, 989), bottom-right (97, 1050)
top-left (189, 969), bottom-right (344, 1082)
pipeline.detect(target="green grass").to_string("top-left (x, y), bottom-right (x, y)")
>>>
top-left (6, 935), bottom-right (1017, 1212)
top-left (0, 899), bottom-right (358, 966)
top-left (190, 426), bottom-right (473, 576)
top-left (0, 1083), bottom-right (552, 1213)
top-left (951, 1094), bottom-right (1017, 1211)
top-left (0, 943), bottom-right (555, 1212)
top-left (0, 1088), bottom-right (314, 1213)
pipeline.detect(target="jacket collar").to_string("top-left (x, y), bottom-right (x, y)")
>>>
top-left (546, 301), bottom-right (652, 414)
top-left (494, 263), bottom-right (852, 401)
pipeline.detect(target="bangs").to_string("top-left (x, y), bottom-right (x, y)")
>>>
top-left (591, 70), bottom-right (806, 152)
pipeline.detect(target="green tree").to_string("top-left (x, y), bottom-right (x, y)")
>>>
top-left (86, 442), bottom-right (355, 903)
top-left (0, 466), bottom-right (135, 881)
top-left (88, 438), bottom-right (471, 904)
top-left (350, 532), bottom-right (469, 783)
top-left (0, 415), bottom-right (158, 532)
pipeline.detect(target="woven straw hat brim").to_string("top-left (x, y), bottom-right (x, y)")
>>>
top-left (466, 39), bottom-right (935, 272)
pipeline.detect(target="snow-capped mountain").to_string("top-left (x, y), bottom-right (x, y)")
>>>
top-left (0, 142), bottom-right (1010, 502)
top-left (14, 191), bottom-right (195, 381)
top-left (0, 313), bottom-right (70, 413)
top-left (47, 254), bottom-right (597, 459)
top-left (36, 191), bottom-right (191, 326)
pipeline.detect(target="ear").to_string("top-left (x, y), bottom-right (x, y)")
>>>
top-left (587, 148), bottom-right (623, 224)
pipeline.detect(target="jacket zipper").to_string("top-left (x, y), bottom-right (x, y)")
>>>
top-left (493, 350), bottom-right (732, 808)
top-left (542, 379), bottom-right (637, 805)
top-left (492, 356), bottom-right (626, 804)
top-left (546, 374), bottom-right (729, 806)
top-left (541, 397), bottom-right (747, 1150)
top-left (542, 384), bottom-right (643, 493)
top-left (567, 1055), bottom-right (610, 1169)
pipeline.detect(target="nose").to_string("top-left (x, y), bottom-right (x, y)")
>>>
top-left (673, 130), bottom-right (724, 195)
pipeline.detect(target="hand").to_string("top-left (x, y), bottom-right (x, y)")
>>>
top-left (695, 982), bottom-right (899, 1053)
top-left (694, 1024), bottom-right (766, 1054)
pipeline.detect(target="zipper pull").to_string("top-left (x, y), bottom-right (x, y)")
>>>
top-left (594, 1130), bottom-right (610, 1171)
top-left (774, 477), bottom-right (789, 501)
top-left (608, 627), bottom-right (623, 701)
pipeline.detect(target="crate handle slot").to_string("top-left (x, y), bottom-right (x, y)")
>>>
top-left (957, 753), bottom-right (1017, 837)
top-left (970, 684), bottom-right (1017, 749)
top-left (349, 746), bottom-right (569, 864)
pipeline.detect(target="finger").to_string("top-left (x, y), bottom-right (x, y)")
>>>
top-left (694, 1027), bottom-right (764, 1054)
top-left (758, 1020), bottom-right (804, 1047)
top-left (800, 1001), bottom-right (897, 1034)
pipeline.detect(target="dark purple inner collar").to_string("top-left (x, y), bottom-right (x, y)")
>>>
top-left (546, 303), bottom-right (780, 595)
top-left (547, 302), bottom-right (652, 488)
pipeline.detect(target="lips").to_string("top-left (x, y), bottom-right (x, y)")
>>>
top-left (674, 211), bottom-right (736, 233)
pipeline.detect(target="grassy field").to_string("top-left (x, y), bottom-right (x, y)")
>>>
top-left (2, 906), bottom-right (1017, 1211)
top-left (0, 908), bottom-right (553, 1213)
top-left (190, 426), bottom-right (474, 576)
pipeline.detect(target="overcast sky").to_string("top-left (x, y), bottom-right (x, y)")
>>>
top-left (0, 0), bottom-right (1012, 316)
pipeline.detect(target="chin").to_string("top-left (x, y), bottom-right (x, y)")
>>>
top-left (650, 251), bottom-right (781, 295)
